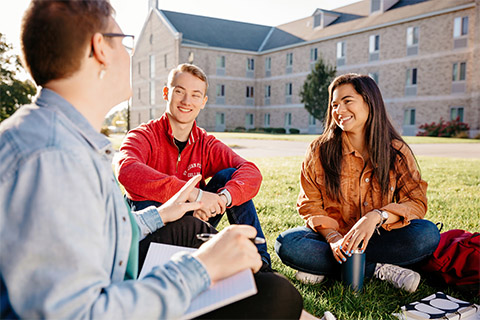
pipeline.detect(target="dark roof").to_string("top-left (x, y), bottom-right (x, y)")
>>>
top-left (160, 10), bottom-right (304, 52)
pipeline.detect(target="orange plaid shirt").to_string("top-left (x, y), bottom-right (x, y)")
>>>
top-left (297, 133), bottom-right (428, 235)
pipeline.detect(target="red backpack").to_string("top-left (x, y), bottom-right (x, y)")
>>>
top-left (421, 229), bottom-right (480, 294)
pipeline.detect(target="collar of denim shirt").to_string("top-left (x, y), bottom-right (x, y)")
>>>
top-left (35, 88), bottom-right (114, 156)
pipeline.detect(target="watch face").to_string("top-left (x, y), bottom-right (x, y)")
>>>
top-left (381, 211), bottom-right (389, 220)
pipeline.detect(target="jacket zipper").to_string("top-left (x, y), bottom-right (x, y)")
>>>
top-left (176, 152), bottom-right (181, 173)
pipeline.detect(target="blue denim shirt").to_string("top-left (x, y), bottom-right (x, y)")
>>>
top-left (0, 89), bottom-right (210, 319)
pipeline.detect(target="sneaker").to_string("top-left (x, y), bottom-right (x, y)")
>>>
top-left (295, 271), bottom-right (325, 285)
top-left (374, 263), bottom-right (420, 293)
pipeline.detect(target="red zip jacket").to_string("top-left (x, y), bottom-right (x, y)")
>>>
top-left (115, 114), bottom-right (262, 206)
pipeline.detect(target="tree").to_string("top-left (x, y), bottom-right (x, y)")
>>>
top-left (0, 33), bottom-right (37, 122)
top-left (300, 57), bottom-right (336, 123)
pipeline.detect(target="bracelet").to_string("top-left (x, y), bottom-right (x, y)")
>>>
top-left (195, 189), bottom-right (203, 202)
top-left (325, 230), bottom-right (341, 243)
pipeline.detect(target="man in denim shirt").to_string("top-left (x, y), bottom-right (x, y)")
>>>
top-left (0, 1), bottom-right (302, 319)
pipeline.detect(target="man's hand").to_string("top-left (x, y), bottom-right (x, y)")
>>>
top-left (192, 225), bottom-right (262, 282)
top-left (157, 175), bottom-right (203, 224)
top-left (193, 190), bottom-right (227, 222)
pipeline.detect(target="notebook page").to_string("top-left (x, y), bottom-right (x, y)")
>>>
top-left (139, 242), bottom-right (257, 319)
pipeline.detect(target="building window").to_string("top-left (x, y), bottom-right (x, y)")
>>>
top-left (337, 41), bottom-right (346, 66)
top-left (246, 86), bottom-right (254, 106)
top-left (369, 72), bottom-right (379, 84)
top-left (149, 34), bottom-right (153, 44)
top-left (264, 113), bottom-right (271, 127)
top-left (265, 57), bottom-right (271, 77)
top-left (406, 26), bottom-right (419, 56)
top-left (216, 56), bottom-right (226, 76)
top-left (164, 54), bottom-right (167, 69)
top-left (453, 16), bottom-right (469, 38)
top-left (188, 51), bottom-right (194, 64)
top-left (216, 84), bottom-right (225, 104)
top-left (310, 48), bottom-right (318, 62)
top-left (264, 85), bottom-right (271, 106)
top-left (453, 16), bottom-right (468, 48)
top-left (314, 14), bottom-right (321, 28)
top-left (149, 81), bottom-right (155, 105)
top-left (284, 112), bottom-right (292, 126)
top-left (405, 68), bottom-right (417, 96)
top-left (452, 62), bottom-right (467, 82)
top-left (246, 86), bottom-right (254, 98)
top-left (138, 62), bottom-right (141, 75)
top-left (369, 35), bottom-right (380, 62)
top-left (217, 84), bottom-right (225, 97)
top-left (149, 107), bottom-right (155, 120)
top-left (450, 107), bottom-right (464, 122)
top-left (286, 53), bottom-right (293, 74)
top-left (246, 58), bottom-right (255, 77)
top-left (285, 83), bottom-right (292, 104)
top-left (247, 58), bottom-right (255, 71)
top-left (137, 87), bottom-right (141, 101)
top-left (216, 112), bottom-right (225, 125)
top-left (149, 54), bottom-right (155, 78)
top-left (452, 62), bottom-right (467, 93)
top-left (265, 85), bottom-right (271, 98)
top-left (371, 0), bottom-right (381, 13)
top-left (245, 113), bottom-right (254, 127)
top-left (403, 109), bottom-right (416, 126)
top-left (309, 114), bottom-right (316, 126)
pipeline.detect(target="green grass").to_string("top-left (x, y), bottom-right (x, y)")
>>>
top-left (210, 132), bottom-right (480, 144)
top-left (217, 156), bottom-right (480, 319)
top-left (109, 132), bottom-right (480, 151)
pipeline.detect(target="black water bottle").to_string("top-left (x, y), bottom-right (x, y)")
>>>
top-left (341, 250), bottom-right (365, 292)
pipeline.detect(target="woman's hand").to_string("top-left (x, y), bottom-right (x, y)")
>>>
top-left (342, 211), bottom-right (381, 254)
top-left (329, 235), bottom-right (348, 263)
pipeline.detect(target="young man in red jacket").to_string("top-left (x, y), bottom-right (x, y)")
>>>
top-left (116, 63), bottom-right (271, 269)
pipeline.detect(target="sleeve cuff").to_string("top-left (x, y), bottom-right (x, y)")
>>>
top-left (169, 252), bottom-right (211, 297)
top-left (134, 206), bottom-right (164, 239)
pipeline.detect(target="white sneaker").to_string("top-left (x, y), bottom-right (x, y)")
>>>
top-left (374, 263), bottom-right (421, 293)
top-left (295, 271), bottom-right (325, 285)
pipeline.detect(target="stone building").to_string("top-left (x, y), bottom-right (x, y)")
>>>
top-left (130, 0), bottom-right (480, 136)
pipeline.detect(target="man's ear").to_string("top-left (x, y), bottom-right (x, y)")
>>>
top-left (200, 95), bottom-right (208, 109)
top-left (163, 86), bottom-right (169, 101)
top-left (91, 33), bottom-right (109, 67)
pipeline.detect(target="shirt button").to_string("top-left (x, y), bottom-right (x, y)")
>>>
top-left (122, 217), bottom-right (127, 222)
top-left (365, 178), bottom-right (370, 183)
top-left (119, 260), bottom-right (123, 266)
top-left (106, 149), bottom-right (112, 155)
top-left (363, 201), bottom-right (368, 206)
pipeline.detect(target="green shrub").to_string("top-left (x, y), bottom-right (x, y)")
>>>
top-left (289, 128), bottom-right (300, 134)
top-left (417, 117), bottom-right (469, 137)
top-left (233, 126), bottom-right (246, 132)
top-left (271, 127), bottom-right (287, 134)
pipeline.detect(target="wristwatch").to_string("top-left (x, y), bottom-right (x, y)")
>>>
top-left (373, 209), bottom-right (389, 226)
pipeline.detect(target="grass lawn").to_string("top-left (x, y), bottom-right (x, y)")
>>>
top-left (210, 132), bottom-right (480, 144)
top-left (218, 156), bottom-right (480, 319)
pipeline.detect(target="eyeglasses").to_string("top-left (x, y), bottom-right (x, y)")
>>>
top-left (103, 33), bottom-right (135, 55)
top-left (88, 33), bottom-right (135, 57)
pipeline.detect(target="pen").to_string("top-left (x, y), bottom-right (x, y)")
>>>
top-left (196, 233), bottom-right (266, 245)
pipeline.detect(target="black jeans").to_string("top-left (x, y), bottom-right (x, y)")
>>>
top-left (138, 215), bottom-right (303, 319)
top-left (130, 168), bottom-right (271, 266)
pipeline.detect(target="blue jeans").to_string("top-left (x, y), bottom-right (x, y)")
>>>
top-left (127, 168), bottom-right (271, 266)
top-left (275, 219), bottom-right (440, 278)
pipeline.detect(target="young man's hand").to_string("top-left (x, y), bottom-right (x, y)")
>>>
top-left (157, 175), bottom-right (203, 223)
top-left (192, 225), bottom-right (262, 281)
top-left (192, 191), bottom-right (227, 221)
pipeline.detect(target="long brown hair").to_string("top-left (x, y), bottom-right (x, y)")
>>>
top-left (319, 73), bottom-right (416, 201)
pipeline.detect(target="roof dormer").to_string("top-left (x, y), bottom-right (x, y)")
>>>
top-left (312, 9), bottom-right (340, 29)
top-left (370, 0), bottom-right (399, 14)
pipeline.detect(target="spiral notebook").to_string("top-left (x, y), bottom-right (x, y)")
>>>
top-left (139, 242), bottom-right (257, 319)
top-left (395, 292), bottom-right (479, 320)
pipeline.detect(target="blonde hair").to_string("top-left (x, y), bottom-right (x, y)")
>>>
top-left (167, 63), bottom-right (208, 94)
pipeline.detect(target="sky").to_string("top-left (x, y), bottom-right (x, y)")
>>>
top-left (0, 0), bottom-right (359, 115)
